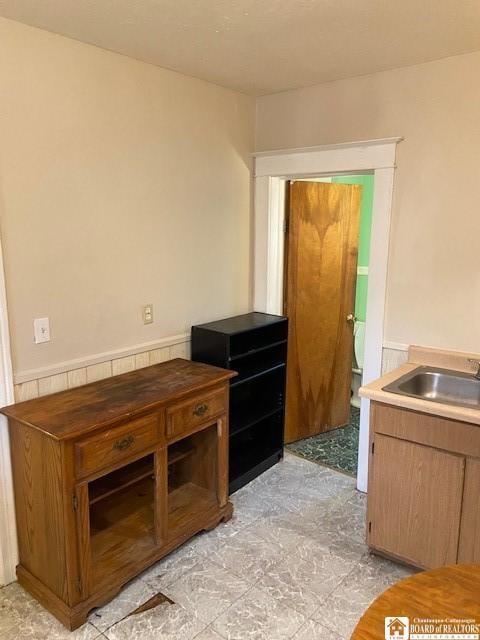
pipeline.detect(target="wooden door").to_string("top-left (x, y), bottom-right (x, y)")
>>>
top-left (284, 181), bottom-right (361, 442)
top-left (368, 434), bottom-right (465, 569)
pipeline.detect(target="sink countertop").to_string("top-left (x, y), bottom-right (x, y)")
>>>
top-left (359, 345), bottom-right (480, 426)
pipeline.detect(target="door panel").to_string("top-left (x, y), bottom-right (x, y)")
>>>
top-left (458, 458), bottom-right (480, 563)
top-left (369, 434), bottom-right (464, 569)
top-left (284, 181), bottom-right (361, 442)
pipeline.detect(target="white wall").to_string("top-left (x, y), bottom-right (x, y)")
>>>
top-left (0, 18), bottom-right (255, 381)
top-left (256, 52), bottom-right (480, 354)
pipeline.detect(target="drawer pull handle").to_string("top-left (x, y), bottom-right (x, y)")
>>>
top-left (193, 403), bottom-right (208, 417)
top-left (113, 435), bottom-right (134, 451)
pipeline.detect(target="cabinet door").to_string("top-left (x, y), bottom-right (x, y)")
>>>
top-left (76, 448), bottom-right (167, 597)
top-left (458, 458), bottom-right (480, 563)
top-left (167, 421), bottom-right (221, 538)
top-left (368, 434), bottom-right (465, 569)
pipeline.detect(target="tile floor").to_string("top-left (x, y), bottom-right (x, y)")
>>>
top-left (0, 451), bottom-right (413, 640)
top-left (286, 408), bottom-right (360, 475)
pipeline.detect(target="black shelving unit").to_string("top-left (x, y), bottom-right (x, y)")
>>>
top-left (191, 312), bottom-right (288, 493)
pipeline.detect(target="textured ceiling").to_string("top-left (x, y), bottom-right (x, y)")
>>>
top-left (1, 0), bottom-right (480, 95)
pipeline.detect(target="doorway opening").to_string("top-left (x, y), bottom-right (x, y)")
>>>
top-left (284, 174), bottom-right (374, 477)
top-left (253, 138), bottom-right (400, 492)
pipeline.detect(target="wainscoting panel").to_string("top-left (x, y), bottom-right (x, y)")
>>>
top-left (17, 339), bottom-right (404, 402)
top-left (381, 345), bottom-right (409, 374)
top-left (14, 337), bottom-right (191, 402)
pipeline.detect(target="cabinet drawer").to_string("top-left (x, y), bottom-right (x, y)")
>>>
top-left (371, 402), bottom-right (480, 458)
top-left (75, 413), bottom-right (161, 479)
top-left (167, 388), bottom-right (226, 441)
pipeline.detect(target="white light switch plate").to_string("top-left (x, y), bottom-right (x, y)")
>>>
top-left (34, 317), bottom-right (50, 344)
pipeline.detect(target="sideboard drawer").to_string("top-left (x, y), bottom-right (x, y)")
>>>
top-left (75, 413), bottom-right (161, 478)
top-left (167, 388), bottom-right (226, 441)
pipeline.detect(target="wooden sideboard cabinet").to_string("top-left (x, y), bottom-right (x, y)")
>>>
top-left (1, 358), bottom-right (235, 630)
top-left (367, 401), bottom-right (480, 570)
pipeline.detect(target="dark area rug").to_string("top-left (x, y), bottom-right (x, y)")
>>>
top-left (285, 407), bottom-right (360, 476)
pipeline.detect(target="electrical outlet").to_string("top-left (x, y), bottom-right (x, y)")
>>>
top-left (143, 304), bottom-right (154, 324)
top-left (34, 317), bottom-right (50, 344)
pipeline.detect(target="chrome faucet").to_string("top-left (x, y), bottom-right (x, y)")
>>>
top-left (468, 359), bottom-right (480, 380)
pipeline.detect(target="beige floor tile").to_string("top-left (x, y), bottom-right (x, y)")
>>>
top-left (312, 553), bottom-right (413, 638)
top-left (1, 607), bottom-right (99, 640)
top-left (257, 542), bottom-right (357, 617)
top-left (247, 511), bottom-right (325, 552)
top-left (164, 558), bottom-right (250, 624)
top-left (104, 602), bottom-right (205, 640)
top-left (0, 583), bottom-right (39, 637)
top-left (89, 577), bottom-right (157, 632)
top-left (252, 469), bottom-right (356, 520)
top-left (292, 619), bottom-right (342, 640)
top-left (194, 628), bottom-right (226, 640)
top-left (140, 531), bottom-right (220, 589)
top-left (1, 453), bottom-right (412, 640)
top-left (229, 488), bottom-right (289, 527)
top-left (0, 583), bottom-right (100, 639)
top-left (180, 517), bottom-right (246, 554)
top-left (208, 528), bottom-right (287, 583)
top-left (212, 586), bottom-right (306, 640)
top-left (249, 508), bottom-right (368, 565)
top-left (320, 490), bottom-right (368, 543)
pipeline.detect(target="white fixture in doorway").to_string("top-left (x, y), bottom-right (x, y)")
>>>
top-left (352, 318), bottom-right (366, 408)
top-left (253, 137), bottom-right (401, 493)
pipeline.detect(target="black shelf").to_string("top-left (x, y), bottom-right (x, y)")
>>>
top-left (228, 339), bottom-right (287, 362)
top-left (231, 408), bottom-right (283, 438)
top-left (230, 362), bottom-right (286, 388)
top-left (229, 412), bottom-right (284, 488)
top-left (191, 312), bottom-right (288, 493)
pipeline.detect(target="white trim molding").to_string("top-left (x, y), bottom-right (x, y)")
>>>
top-left (258, 178), bottom-right (286, 315)
top-left (253, 137), bottom-right (403, 158)
top-left (383, 340), bottom-right (409, 351)
top-left (254, 138), bottom-right (402, 177)
top-left (0, 243), bottom-right (17, 586)
top-left (253, 138), bottom-right (401, 493)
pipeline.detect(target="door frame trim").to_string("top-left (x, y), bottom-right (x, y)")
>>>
top-left (0, 241), bottom-right (16, 585)
top-left (252, 137), bottom-right (402, 493)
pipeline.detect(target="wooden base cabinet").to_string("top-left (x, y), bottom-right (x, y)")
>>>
top-left (458, 458), bottom-right (480, 563)
top-left (2, 359), bottom-right (235, 630)
top-left (367, 402), bottom-right (480, 570)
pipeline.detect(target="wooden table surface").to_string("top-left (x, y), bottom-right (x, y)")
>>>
top-left (351, 564), bottom-right (480, 640)
top-left (1, 358), bottom-right (235, 439)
